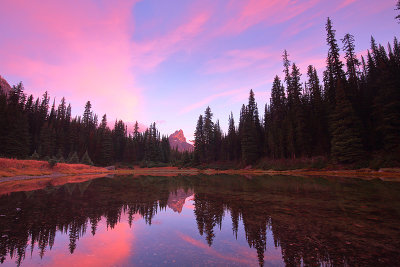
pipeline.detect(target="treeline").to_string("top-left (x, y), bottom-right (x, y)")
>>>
top-left (194, 18), bottom-right (400, 166)
top-left (0, 86), bottom-right (178, 166)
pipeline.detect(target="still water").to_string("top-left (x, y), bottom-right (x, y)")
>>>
top-left (0, 174), bottom-right (400, 266)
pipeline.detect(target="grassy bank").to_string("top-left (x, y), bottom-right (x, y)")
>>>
top-left (1, 158), bottom-right (399, 182)
top-left (0, 158), bottom-right (110, 177)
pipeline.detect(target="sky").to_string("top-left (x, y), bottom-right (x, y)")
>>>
top-left (0, 0), bottom-right (398, 142)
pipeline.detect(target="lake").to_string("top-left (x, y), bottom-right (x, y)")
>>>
top-left (0, 174), bottom-right (399, 266)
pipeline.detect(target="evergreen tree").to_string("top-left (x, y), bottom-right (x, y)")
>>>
top-left (194, 115), bottom-right (205, 162)
top-left (68, 151), bottom-right (79, 164)
top-left (269, 76), bottom-right (287, 158)
top-left (203, 106), bottom-right (214, 161)
top-left (324, 17), bottom-right (345, 108)
top-left (227, 112), bottom-right (237, 160)
top-left (307, 65), bottom-right (329, 155)
top-left (241, 90), bottom-right (259, 164)
top-left (81, 150), bottom-right (94, 165)
top-left (3, 83), bottom-right (30, 158)
top-left (342, 33), bottom-right (360, 87)
top-left (330, 80), bottom-right (364, 163)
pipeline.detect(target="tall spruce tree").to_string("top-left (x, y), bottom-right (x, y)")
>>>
top-left (330, 80), bottom-right (364, 163)
top-left (203, 106), bottom-right (214, 162)
top-left (194, 115), bottom-right (205, 162)
top-left (241, 90), bottom-right (259, 164)
top-left (227, 112), bottom-right (237, 160)
top-left (324, 17), bottom-right (345, 108)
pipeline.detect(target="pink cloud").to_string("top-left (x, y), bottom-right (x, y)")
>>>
top-left (215, 0), bottom-right (320, 35)
top-left (132, 11), bottom-right (211, 71)
top-left (0, 0), bottom-right (142, 122)
top-left (180, 88), bottom-right (243, 114)
top-left (204, 46), bottom-right (274, 74)
top-left (337, 0), bottom-right (359, 10)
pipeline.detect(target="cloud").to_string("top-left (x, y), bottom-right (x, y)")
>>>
top-left (0, 0), bottom-right (142, 122)
top-left (132, 11), bottom-right (211, 72)
top-left (337, 0), bottom-right (358, 10)
top-left (204, 46), bottom-right (274, 74)
top-left (215, 0), bottom-right (320, 36)
top-left (180, 88), bottom-right (243, 114)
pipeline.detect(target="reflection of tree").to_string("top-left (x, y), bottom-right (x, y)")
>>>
top-left (0, 175), bottom-right (400, 266)
top-left (189, 175), bottom-right (400, 267)
top-left (194, 193), bottom-right (224, 246)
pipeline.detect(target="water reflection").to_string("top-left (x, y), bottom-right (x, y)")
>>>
top-left (0, 175), bottom-right (400, 266)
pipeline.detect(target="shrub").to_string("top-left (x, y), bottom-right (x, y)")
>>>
top-left (68, 152), bottom-right (79, 164)
top-left (311, 156), bottom-right (328, 169)
top-left (58, 156), bottom-right (66, 163)
top-left (81, 151), bottom-right (94, 166)
top-left (48, 157), bottom-right (58, 168)
top-left (31, 150), bottom-right (40, 160)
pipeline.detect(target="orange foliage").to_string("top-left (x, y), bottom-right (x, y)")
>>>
top-left (0, 158), bottom-right (110, 177)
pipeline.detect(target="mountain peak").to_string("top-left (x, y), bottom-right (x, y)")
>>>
top-left (169, 130), bottom-right (193, 152)
top-left (171, 129), bottom-right (186, 142)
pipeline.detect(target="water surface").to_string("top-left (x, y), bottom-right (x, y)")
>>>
top-left (1, 175), bottom-right (400, 266)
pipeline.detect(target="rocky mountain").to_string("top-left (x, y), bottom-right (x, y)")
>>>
top-left (0, 75), bottom-right (12, 95)
top-left (169, 129), bottom-right (194, 152)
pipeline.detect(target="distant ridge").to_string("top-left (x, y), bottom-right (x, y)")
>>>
top-left (0, 75), bottom-right (12, 95)
top-left (169, 129), bottom-right (194, 152)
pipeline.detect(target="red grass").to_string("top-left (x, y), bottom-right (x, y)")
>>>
top-left (0, 158), bottom-right (109, 177)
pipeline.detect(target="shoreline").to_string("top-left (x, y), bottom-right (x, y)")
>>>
top-left (1, 165), bottom-right (399, 196)
top-left (1, 166), bottom-right (400, 181)
top-left (1, 157), bottom-right (400, 186)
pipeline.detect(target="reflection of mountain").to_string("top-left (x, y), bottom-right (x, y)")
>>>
top-left (167, 189), bottom-right (194, 213)
top-left (1, 175), bottom-right (400, 266)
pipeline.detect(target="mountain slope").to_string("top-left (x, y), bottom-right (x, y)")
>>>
top-left (0, 75), bottom-right (12, 95)
top-left (169, 130), bottom-right (194, 152)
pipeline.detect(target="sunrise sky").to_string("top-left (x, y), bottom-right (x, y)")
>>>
top-left (0, 0), bottom-right (398, 141)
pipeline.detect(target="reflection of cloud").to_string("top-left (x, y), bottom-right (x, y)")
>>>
top-left (177, 232), bottom-right (257, 265)
top-left (47, 216), bottom-right (135, 267)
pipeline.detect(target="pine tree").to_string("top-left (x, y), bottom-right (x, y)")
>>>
top-left (307, 65), bottom-right (329, 155)
top-left (212, 120), bottom-right (222, 161)
top-left (81, 150), bottom-right (94, 165)
top-left (241, 90), bottom-right (259, 164)
top-left (325, 17), bottom-right (345, 108)
top-left (82, 101), bottom-right (93, 128)
top-left (342, 33), bottom-right (360, 87)
top-left (269, 76), bottom-right (286, 158)
top-left (68, 151), bottom-right (80, 164)
top-left (3, 83), bottom-right (30, 158)
top-left (194, 115), bottom-right (205, 162)
top-left (330, 80), bottom-right (364, 163)
top-left (227, 112), bottom-right (237, 160)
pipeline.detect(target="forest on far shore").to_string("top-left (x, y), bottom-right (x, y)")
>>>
top-left (192, 18), bottom-right (400, 168)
